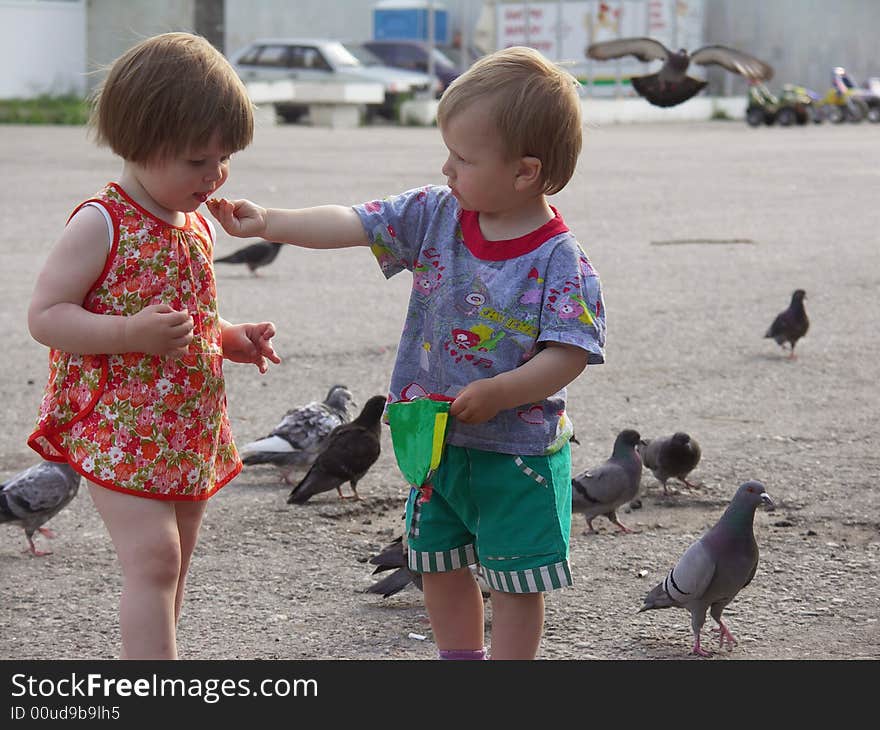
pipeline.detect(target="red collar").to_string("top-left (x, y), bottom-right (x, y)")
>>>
top-left (459, 206), bottom-right (569, 261)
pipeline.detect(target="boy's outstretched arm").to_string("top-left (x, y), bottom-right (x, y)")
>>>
top-left (450, 342), bottom-right (588, 425)
top-left (207, 198), bottom-right (369, 249)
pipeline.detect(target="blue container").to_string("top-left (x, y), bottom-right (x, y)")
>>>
top-left (373, 5), bottom-right (448, 43)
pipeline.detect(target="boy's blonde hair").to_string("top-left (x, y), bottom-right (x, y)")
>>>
top-left (437, 46), bottom-right (582, 195)
top-left (90, 32), bottom-right (253, 163)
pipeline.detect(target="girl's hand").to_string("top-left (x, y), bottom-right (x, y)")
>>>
top-left (125, 304), bottom-right (194, 357)
top-left (221, 321), bottom-right (281, 373)
top-left (207, 197), bottom-right (269, 238)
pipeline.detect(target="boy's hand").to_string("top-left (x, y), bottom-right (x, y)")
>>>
top-left (221, 321), bottom-right (281, 373)
top-left (207, 197), bottom-right (269, 238)
top-left (125, 304), bottom-right (194, 357)
top-left (450, 378), bottom-right (505, 425)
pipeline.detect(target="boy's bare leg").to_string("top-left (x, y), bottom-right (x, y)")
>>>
top-left (488, 590), bottom-right (544, 660)
top-left (422, 568), bottom-right (485, 651)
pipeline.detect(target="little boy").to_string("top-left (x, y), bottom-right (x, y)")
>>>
top-left (208, 45), bottom-right (605, 659)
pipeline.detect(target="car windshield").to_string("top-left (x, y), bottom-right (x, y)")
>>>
top-left (322, 42), bottom-right (361, 68)
top-left (343, 43), bottom-right (384, 67)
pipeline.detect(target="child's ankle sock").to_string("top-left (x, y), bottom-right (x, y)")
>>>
top-left (438, 647), bottom-right (487, 660)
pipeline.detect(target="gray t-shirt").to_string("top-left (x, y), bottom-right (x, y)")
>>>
top-left (354, 185), bottom-right (605, 456)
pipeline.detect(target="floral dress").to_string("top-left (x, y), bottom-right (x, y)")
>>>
top-left (28, 183), bottom-right (241, 500)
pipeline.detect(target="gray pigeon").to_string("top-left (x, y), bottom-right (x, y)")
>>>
top-left (639, 480), bottom-right (774, 657)
top-left (765, 289), bottom-right (809, 359)
top-left (240, 385), bottom-right (356, 484)
top-left (586, 37), bottom-right (773, 107)
top-left (214, 240), bottom-right (283, 275)
top-left (287, 395), bottom-right (387, 504)
top-left (639, 432), bottom-right (702, 495)
top-left (1, 461), bottom-right (81, 556)
top-left (571, 429), bottom-right (644, 534)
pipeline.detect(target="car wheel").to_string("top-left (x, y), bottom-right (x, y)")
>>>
top-left (867, 105), bottom-right (880, 123)
top-left (275, 104), bottom-right (307, 124)
top-left (745, 107), bottom-right (765, 127)
top-left (777, 107), bottom-right (797, 126)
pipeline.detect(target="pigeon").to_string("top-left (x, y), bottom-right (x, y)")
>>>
top-left (571, 429), bottom-right (644, 534)
top-left (214, 240), bottom-right (283, 275)
top-left (639, 432), bottom-right (702, 495)
top-left (365, 533), bottom-right (490, 599)
top-left (287, 394), bottom-right (387, 504)
top-left (639, 480), bottom-right (774, 657)
top-left (765, 289), bottom-right (809, 359)
top-left (240, 385), bottom-right (356, 484)
top-left (1, 461), bottom-right (81, 556)
top-left (585, 37), bottom-right (773, 107)
top-left (365, 535), bottom-right (424, 598)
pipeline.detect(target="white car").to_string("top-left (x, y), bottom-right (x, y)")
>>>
top-left (229, 37), bottom-right (438, 122)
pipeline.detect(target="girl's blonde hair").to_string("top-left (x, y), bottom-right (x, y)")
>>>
top-left (90, 32), bottom-right (253, 163)
top-left (437, 46), bottom-right (582, 195)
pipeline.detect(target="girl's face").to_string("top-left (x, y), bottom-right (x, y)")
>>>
top-left (132, 131), bottom-right (232, 220)
top-left (440, 97), bottom-right (520, 214)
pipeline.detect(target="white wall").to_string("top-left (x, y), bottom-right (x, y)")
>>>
top-left (0, 0), bottom-right (86, 98)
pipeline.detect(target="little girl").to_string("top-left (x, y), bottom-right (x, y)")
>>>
top-left (26, 32), bottom-right (280, 659)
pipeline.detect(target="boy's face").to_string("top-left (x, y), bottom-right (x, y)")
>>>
top-left (440, 97), bottom-right (521, 214)
top-left (133, 130), bottom-right (232, 217)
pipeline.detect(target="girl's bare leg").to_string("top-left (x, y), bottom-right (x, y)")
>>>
top-left (422, 568), bottom-right (485, 652)
top-left (173, 501), bottom-right (208, 624)
top-left (88, 483), bottom-right (182, 659)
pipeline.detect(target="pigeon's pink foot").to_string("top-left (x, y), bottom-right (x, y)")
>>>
top-left (24, 540), bottom-right (52, 557)
top-left (717, 621), bottom-right (737, 649)
top-left (38, 527), bottom-right (56, 539)
top-left (611, 519), bottom-right (633, 534)
top-left (691, 638), bottom-right (712, 657)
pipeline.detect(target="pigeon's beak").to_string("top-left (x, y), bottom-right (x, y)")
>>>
top-left (761, 493), bottom-right (775, 511)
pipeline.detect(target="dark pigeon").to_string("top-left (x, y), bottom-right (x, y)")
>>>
top-left (765, 289), bottom-right (809, 359)
top-left (571, 429), bottom-right (644, 534)
top-left (364, 533), bottom-right (489, 599)
top-left (240, 385), bottom-right (356, 484)
top-left (1, 461), bottom-right (81, 556)
top-left (639, 432), bottom-right (702, 495)
top-left (639, 480), bottom-right (774, 657)
top-left (287, 395), bottom-right (387, 504)
top-left (586, 37), bottom-right (773, 107)
top-left (214, 240), bottom-right (283, 275)
top-left (365, 535), bottom-right (423, 598)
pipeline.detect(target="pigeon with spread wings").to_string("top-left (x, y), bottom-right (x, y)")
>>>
top-left (586, 37), bottom-right (773, 107)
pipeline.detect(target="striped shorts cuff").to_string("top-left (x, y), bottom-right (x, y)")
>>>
top-left (481, 559), bottom-right (573, 594)
top-left (408, 543), bottom-right (477, 573)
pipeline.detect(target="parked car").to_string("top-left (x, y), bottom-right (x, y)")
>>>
top-left (359, 39), bottom-right (461, 94)
top-left (228, 38), bottom-right (437, 122)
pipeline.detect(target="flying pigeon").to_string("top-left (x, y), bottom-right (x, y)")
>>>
top-left (571, 429), bottom-right (644, 534)
top-left (639, 432), bottom-right (702, 495)
top-left (639, 479), bottom-right (774, 657)
top-left (765, 289), bottom-right (809, 359)
top-left (1, 461), bottom-right (81, 556)
top-left (585, 37), bottom-right (773, 107)
top-left (365, 535), bottom-right (424, 598)
top-left (287, 394), bottom-right (387, 504)
top-left (240, 385), bottom-right (356, 484)
top-left (214, 240), bottom-right (283, 275)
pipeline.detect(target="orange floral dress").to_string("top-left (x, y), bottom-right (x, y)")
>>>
top-left (28, 183), bottom-right (241, 500)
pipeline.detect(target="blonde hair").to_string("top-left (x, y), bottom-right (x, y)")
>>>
top-left (437, 46), bottom-right (582, 195)
top-left (90, 32), bottom-right (253, 163)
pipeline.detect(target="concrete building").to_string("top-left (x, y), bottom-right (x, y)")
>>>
top-left (1, 0), bottom-right (878, 100)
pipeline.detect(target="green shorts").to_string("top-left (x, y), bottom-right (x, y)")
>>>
top-left (405, 443), bottom-right (573, 594)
